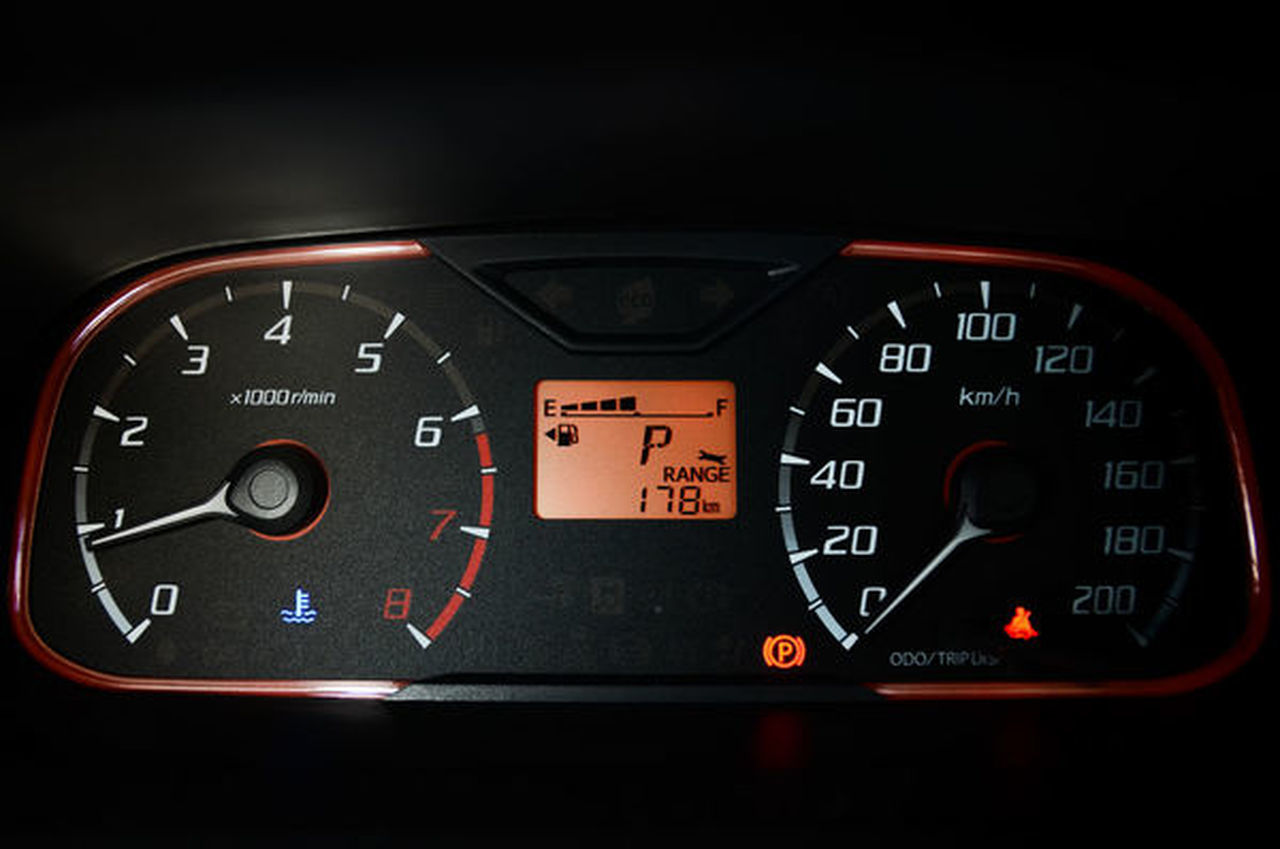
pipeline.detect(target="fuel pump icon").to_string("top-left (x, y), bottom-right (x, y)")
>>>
top-left (546, 423), bottom-right (580, 447)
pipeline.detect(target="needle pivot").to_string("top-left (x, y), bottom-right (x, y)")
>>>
top-left (948, 442), bottom-right (1040, 536)
top-left (88, 440), bottom-right (329, 549)
top-left (226, 442), bottom-right (328, 536)
top-left (863, 443), bottom-right (1039, 635)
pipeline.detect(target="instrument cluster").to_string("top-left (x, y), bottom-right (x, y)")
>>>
top-left (8, 233), bottom-right (1268, 699)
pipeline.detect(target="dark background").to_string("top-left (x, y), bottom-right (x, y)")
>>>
top-left (3, 15), bottom-right (1274, 835)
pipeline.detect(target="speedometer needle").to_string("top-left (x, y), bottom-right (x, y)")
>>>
top-left (863, 515), bottom-right (990, 635)
top-left (89, 483), bottom-right (236, 549)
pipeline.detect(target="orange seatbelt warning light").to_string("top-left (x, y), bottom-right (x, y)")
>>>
top-left (1004, 606), bottom-right (1040, 640)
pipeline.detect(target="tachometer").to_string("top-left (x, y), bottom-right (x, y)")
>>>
top-left (13, 243), bottom-right (495, 696)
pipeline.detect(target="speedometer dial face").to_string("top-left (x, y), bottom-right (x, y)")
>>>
top-left (779, 247), bottom-right (1260, 688)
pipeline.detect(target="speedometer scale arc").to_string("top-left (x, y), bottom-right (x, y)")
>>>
top-left (779, 242), bottom-right (1267, 698)
top-left (11, 242), bottom-right (496, 697)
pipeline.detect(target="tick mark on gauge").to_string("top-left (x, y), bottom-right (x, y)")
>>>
top-left (1028, 282), bottom-right (1038, 299)
top-left (73, 465), bottom-right (89, 474)
top-left (1167, 548), bottom-right (1195, 562)
top-left (224, 286), bottom-right (234, 303)
top-left (788, 406), bottom-right (806, 417)
top-left (76, 522), bottom-right (105, 536)
top-left (281, 280), bottom-right (293, 310)
top-left (788, 548), bottom-right (818, 565)
top-left (980, 280), bottom-right (991, 308)
top-left (887, 300), bottom-right (907, 328)
top-left (340, 285), bottom-right (352, 302)
top-left (124, 619), bottom-right (152, 644)
top-left (480, 466), bottom-right (497, 475)
top-left (1133, 366), bottom-right (1159, 386)
top-left (383, 312), bottom-right (406, 339)
top-left (169, 314), bottom-right (189, 340)
top-left (460, 525), bottom-right (490, 540)
top-left (406, 623), bottom-right (432, 649)
top-left (450, 404), bottom-right (480, 422)
top-left (780, 453), bottom-right (810, 466)
top-left (933, 282), bottom-right (943, 299)
top-left (92, 405), bottom-right (120, 422)
top-left (435, 351), bottom-right (452, 365)
top-left (1067, 303), bottom-right (1083, 330)
top-left (814, 362), bottom-right (842, 384)
top-left (845, 325), bottom-right (861, 340)
top-left (122, 354), bottom-right (137, 367)
top-left (455, 587), bottom-right (472, 599)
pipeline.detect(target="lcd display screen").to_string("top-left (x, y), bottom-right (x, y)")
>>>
top-left (535, 380), bottom-right (737, 519)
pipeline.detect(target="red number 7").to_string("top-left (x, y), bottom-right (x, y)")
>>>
top-left (429, 509), bottom-right (458, 541)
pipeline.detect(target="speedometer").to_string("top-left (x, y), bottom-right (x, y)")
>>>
top-left (778, 242), bottom-right (1264, 694)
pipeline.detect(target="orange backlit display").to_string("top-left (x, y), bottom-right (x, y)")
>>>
top-left (535, 380), bottom-right (737, 520)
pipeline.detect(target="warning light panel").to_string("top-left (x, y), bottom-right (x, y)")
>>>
top-left (535, 380), bottom-right (737, 520)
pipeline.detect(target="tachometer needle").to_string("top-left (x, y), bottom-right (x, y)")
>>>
top-left (863, 515), bottom-right (991, 635)
top-left (86, 442), bottom-right (330, 550)
top-left (88, 482), bottom-right (236, 549)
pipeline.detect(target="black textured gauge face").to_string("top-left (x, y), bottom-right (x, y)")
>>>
top-left (777, 267), bottom-right (1250, 683)
top-left (11, 237), bottom-right (1265, 699)
top-left (24, 247), bottom-right (495, 687)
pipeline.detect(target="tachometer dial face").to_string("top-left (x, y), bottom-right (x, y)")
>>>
top-left (778, 263), bottom-right (1253, 684)
top-left (20, 245), bottom-right (495, 692)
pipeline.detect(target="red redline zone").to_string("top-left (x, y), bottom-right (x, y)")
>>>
top-left (427, 593), bottom-right (467, 640)
top-left (419, 432), bottom-right (494, 637)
